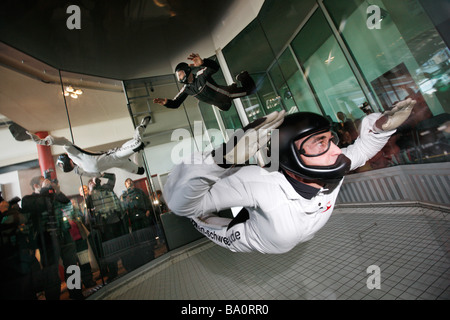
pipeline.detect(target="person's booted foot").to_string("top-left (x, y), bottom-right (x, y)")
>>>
top-left (140, 115), bottom-right (152, 128)
top-left (134, 116), bottom-right (152, 140)
top-left (236, 71), bottom-right (256, 94)
top-left (236, 71), bottom-right (249, 82)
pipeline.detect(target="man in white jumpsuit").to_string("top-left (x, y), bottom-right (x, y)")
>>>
top-left (163, 99), bottom-right (416, 254)
top-left (28, 116), bottom-right (151, 177)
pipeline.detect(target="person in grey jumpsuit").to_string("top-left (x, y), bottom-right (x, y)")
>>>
top-left (27, 116), bottom-right (151, 177)
top-left (163, 99), bottom-right (416, 254)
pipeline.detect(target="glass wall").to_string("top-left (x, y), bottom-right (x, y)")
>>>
top-left (222, 0), bottom-right (449, 172)
top-left (290, 8), bottom-right (368, 148)
top-left (59, 69), bottom-right (169, 295)
top-left (222, 17), bottom-right (280, 121)
top-left (277, 48), bottom-right (321, 114)
top-left (323, 0), bottom-right (450, 169)
top-left (222, 0), bottom-right (319, 121)
top-left (199, 61), bottom-right (243, 134)
top-left (292, 10), bottom-right (367, 121)
top-left (0, 46), bottom-right (168, 300)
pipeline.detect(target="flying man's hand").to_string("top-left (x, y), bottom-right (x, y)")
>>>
top-left (187, 53), bottom-right (203, 67)
top-left (374, 98), bottom-right (417, 132)
top-left (153, 98), bottom-right (168, 106)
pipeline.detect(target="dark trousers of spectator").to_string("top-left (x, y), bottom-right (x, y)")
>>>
top-left (91, 221), bottom-right (126, 281)
top-left (74, 238), bottom-right (96, 287)
top-left (35, 234), bottom-right (81, 300)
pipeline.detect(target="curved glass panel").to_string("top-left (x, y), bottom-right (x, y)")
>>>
top-left (324, 0), bottom-right (450, 168)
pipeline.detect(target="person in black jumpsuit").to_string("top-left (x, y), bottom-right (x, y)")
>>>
top-left (153, 53), bottom-right (256, 111)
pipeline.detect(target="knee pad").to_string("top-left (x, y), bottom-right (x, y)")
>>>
top-left (137, 167), bottom-right (145, 175)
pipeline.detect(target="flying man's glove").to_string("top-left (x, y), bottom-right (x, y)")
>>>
top-left (374, 98), bottom-right (416, 132)
top-left (213, 110), bottom-right (286, 166)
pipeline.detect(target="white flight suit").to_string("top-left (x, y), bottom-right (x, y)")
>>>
top-left (42, 127), bottom-right (145, 177)
top-left (69, 140), bottom-right (142, 177)
top-left (164, 114), bottom-right (395, 254)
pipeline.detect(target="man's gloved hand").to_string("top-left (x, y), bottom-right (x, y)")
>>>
top-left (213, 110), bottom-right (286, 166)
top-left (374, 98), bottom-right (416, 132)
top-left (187, 53), bottom-right (203, 67)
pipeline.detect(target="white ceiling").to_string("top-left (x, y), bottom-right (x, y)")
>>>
top-left (0, 54), bottom-right (127, 133)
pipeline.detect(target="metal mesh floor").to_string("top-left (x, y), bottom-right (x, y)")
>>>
top-left (89, 203), bottom-right (449, 300)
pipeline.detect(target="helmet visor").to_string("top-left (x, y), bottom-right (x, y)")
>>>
top-left (176, 70), bottom-right (186, 83)
top-left (298, 130), bottom-right (339, 157)
top-left (56, 155), bottom-right (74, 172)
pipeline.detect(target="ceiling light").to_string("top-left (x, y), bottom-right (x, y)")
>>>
top-left (325, 51), bottom-right (335, 65)
top-left (64, 86), bottom-right (83, 99)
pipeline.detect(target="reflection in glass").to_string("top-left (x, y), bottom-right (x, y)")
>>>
top-left (323, 0), bottom-right (450, 168)
top-left (222, 18), bottom-right (277, 122)
top-left (253, 70), bottom-right (285, 115)
top-left (267, 63), bottom-right (292, 113)
top-left (198, 60), bottom-right (243, 133)
top-left (0, 47), bottom-right (172, 298)
top-left (291, 9), bottom-right (367, 126)
top-left (277, 48), bottom-right (320, 114)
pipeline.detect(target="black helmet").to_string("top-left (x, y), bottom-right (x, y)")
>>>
top-left (175, 62), bottom-right (192, 83)
top-left (278, 112), bottom-right (351, 184)
top-left (56, 154), bottom-right (74, 172)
